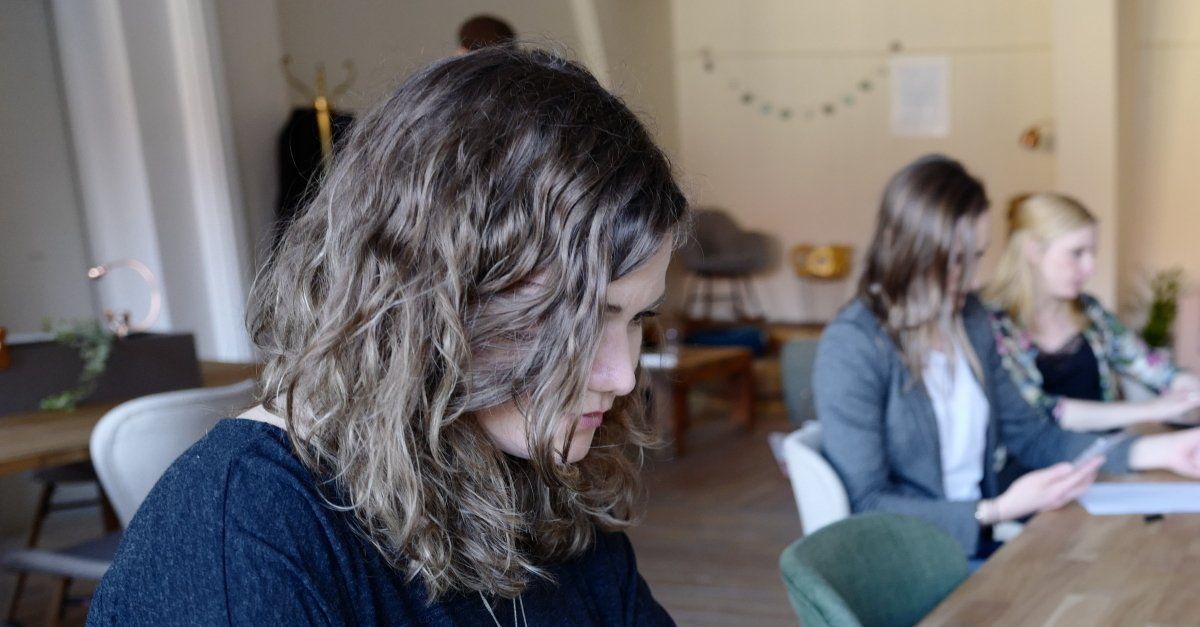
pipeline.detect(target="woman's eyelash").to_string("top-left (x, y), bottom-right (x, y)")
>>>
top-left (632, 310), bottom-right (660, 324)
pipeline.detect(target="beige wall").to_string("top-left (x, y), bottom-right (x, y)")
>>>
top-left (217, 0), bottom-right (679, 267)
top-left (671, 0), bottom-right (1058, 322)
top-left (1119, 0), bottom-right (1200, 315)
top-left (211, 0), bottom-right (1198, 330)
top-left (275, 0), bottom-right (583, 112)
top-left (593, 0), bottom-right (679, 158)
top-left (215, 0), bottom-right (291, 269)
top-left (1053, 0), bottom-right (1120, 307)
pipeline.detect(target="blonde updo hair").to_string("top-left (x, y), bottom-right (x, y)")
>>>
top-left (983, 192), bottom-right (1096, 328)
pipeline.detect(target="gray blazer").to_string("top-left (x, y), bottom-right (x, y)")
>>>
top-left (813, 295), bottom-right (1133, 555)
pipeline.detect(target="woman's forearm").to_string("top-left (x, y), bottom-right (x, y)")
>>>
top-left (1057, 398), bottom-right (1177, 431)
top-left (1170, 371), bottom-right (1200, 393)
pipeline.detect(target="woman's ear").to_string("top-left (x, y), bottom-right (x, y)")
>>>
top-left (1021, 235), bottom-right (1044, 266)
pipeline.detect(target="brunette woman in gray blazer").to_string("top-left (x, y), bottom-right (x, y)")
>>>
top-left (814, 155), bottom-right (1200, 558)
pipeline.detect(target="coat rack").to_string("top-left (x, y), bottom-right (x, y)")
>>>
top-left (281, 55), bottom-right (356, 162)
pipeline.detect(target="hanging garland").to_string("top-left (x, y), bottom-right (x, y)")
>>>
top-left (699, 41), bottom-right (904, 122)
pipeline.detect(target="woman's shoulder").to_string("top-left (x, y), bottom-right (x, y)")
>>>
top-left (89, 419), bottom-right (342, 623)
top-left (143, 418), bottom-right (313, 510)
top-left (1077, 292), bottom-right (1115, 320)
top-left (108, 418), bottom-right (329, 559)
top-left (824, 297), bottom-right (883, 336)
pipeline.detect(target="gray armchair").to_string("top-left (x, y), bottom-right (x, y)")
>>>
top-left (682, 208), bottom-right (772, 321)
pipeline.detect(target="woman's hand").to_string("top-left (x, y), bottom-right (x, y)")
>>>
top-left (1150, 389), bottom-right (1200, 423)
top-left (990, 457), bottom-right (1104, 522)
top-left (1129, 427), bottom-right (1200, 478)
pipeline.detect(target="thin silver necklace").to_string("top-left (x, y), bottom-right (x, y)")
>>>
top-left (479, 591), bottom-right (528, 627)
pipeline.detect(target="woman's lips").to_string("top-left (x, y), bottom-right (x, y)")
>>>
top-left (579, 412), bottom-right (604, 429)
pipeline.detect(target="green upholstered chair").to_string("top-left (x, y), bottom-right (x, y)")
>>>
top-left (779, 512), bottom-right (969, 627)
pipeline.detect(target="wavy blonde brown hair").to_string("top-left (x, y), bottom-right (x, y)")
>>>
top-left (983, 192), bottom-right (1096, 329)
top-left (246, 48), bottom-right (687, 599)
top-left (858, 154), bottom-right (990, 381)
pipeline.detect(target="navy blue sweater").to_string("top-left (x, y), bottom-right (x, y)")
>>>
top-left (87, 419), bottom-right (673, 626)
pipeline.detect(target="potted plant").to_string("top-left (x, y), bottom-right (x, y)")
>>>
top-left (1140, 268), bottom-right (1184, 349)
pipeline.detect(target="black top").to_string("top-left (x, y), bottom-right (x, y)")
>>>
top-left (1036, 333), bottom-right (1104, 402)
top-left (87, 419), bottom-right (673, 626)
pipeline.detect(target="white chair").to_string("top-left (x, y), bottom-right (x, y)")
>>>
top-left (89, 379), bottom-right (256, 527)
top-left (782, 422), bottom-right (850, 535)
top-left (1, 379), bottom-right (256, 624)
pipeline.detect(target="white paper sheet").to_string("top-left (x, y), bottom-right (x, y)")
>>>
top-left (890, 56), bottom-right (950, 137)
top-left (1078, 482), bottom-right (1200, 515)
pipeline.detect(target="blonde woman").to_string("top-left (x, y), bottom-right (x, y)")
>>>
top-left (814, 155), bottom-right (1200, 561)
top-left (88, 49), bottom-right (685, 625)
top-left (984, 193), bottom-right (1200, 432)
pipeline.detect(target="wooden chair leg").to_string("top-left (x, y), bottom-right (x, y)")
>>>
top-left (671, 382), bottom-right (689, 456)
top-left (27, 482), bottom-right (56, 548)
top-left (5, 572), bottom-right (28, 623)
top-left (6, 482), bottom-right (57, 622)
top-left (45, 577), bottom-right (68, 627)
top-left (733, 363), bottom-right (756, 430)
top-left (731, 277), bottom-right (749, 320)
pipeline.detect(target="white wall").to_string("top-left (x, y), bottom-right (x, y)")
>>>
top-left (1053, 0), bottom-right (1120, 307)
top-left (594, 0), bottom-right (679, 158)
top-left (275, 0), bottom-right (584, 112)
top-left (0, 0), bottom-right (96, 334)
top-left (215, 0), bottom-right (679, 271)
top-left (213, 0), bottom-right (290, 269)
top-left (1120, 0), bottom-right (1200, 309)
top-left (671, 0), bottom-right (1057, 322)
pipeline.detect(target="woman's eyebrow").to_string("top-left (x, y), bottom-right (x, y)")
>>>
top-left (606, 293), bottom-right (666, 315)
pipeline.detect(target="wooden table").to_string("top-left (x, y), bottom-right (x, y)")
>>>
top-left (920, 471), bottom-right (1200, 626)
top-left (642, 346), bottom-right (755, 456)
top-left (0, 361), bottom-right (258, 476)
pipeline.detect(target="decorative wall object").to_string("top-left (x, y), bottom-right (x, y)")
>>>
top-left (889, 55), bottom-right (950, 136)
top-left (87, 258), bottom-right (162, 338)
top-left (697, 41), bottom-right (902, 123)
top-left (1018, 120), bottom-right (1055, 151)
top-left (791, 244), bottom-right (853, 280)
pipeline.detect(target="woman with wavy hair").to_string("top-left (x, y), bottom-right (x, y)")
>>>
top-left (984, 193), bottom-right (1200, 431)
top-left (89, 48), bottom-right (686, 625)
top-left (813, 155), bottom-right (1200, 561)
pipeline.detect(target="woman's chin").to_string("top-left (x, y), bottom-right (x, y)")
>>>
top-left (564, 429), bottom-right (598, 463)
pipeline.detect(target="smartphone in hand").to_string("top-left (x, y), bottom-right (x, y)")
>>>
top-left (1071, 432), bottom-right (1132, 467)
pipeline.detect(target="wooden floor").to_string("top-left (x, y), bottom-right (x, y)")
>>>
top-left (630, 399), bottom-right (801, 626)
top-left (4, 398), bottom-right (802, 627)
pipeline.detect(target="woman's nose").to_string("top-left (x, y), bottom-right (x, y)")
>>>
top-left (589, 328), bottom-right (637, 397)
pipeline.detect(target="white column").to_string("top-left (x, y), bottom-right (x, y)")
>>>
top-left (51, 0), bottom-right (255, 360)
top-left (165, 0), bottom-right (254, 361)
top-left (51, 0), bottom-right (174, 331)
